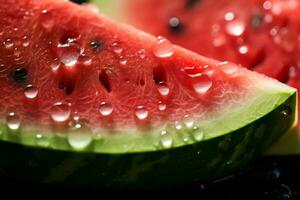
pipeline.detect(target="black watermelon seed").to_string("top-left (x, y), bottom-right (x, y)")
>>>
top-left (186, 0), bottom-right (202, 9)
top-left (90, 40), bottom-right (103, 51)
top-left (12, 68), bottom-right (28, 83)
top-left (168, 17), bottom-right (185, 34)
top-left (70, 0), bottom-right (87, 4)
top-left (251, 14), bottom-right (264, 28)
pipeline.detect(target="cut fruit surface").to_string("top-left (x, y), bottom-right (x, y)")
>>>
top-left (0, 0), bottom-right (297, 188)
top-left (90, 0), bottom-right (300, 155)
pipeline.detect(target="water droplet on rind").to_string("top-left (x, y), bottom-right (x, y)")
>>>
top-left (160, 135), bottom-right (173, 149)
top-left (67, 132), bottom-right (92, 150)
top-left (193, 129), bottom-right (204, 141)
top-left (281, 106), bottom-right (292, 117)
top-left (35, 134), bottom-right (50, 147)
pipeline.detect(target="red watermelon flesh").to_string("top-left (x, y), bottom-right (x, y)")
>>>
top-left (0, 0), bottom-right (295, 152)
top-left (107, 0), bottom-right (300, 122)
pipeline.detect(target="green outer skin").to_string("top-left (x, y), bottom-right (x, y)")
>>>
top-left (0, 94), bottom-right (296, 188)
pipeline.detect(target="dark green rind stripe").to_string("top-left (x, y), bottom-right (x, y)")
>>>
top-left (0, 94), bottom-right (296, 189)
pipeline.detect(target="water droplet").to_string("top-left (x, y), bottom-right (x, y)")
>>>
top-left (238, 45), bottom-right (249, 55)
top-left (193, 129), bottom-right (204, 141)
top-left (73, 112), bottom-right (80, 121)
top-left (153, 36), bottom-right (174, 58)
top-left (99, 102), bottom-right (113, 116)
top-left (112, 42), bottom-right (123, 54)
top-left (184, 115), bottom-right (194, 128)
top-left (192, 74), bottom-right (213, 94)
top-left (135, 106), bottom-right (149, 120)
top-left (22, 36), bottom-right (30, 47)
top-left (41, 10), bottom-right (54, 30)
top-left (68, 132), bottom-right (92, 150)
top-left (6, 112), bottom-right (21, 130)
top-left (157, 82), bottom-right (170, 96)
top-left (51, 58), bottom-right (61, 71)
top-left (225, 20), bottom-right (245, 36)
top-left (219, 61), bottom-right (238, 75)
top-left (263, 1), bottom-right (272, 10)
top-left (160, 130), bottom-right (167, 135)
top-left (160, 135), bottom-right (173, 149)
top-left (35, 133), bottom-right (50, 147)
top-left (58, 43), bottom-right (82, 67)
top-left (3, 39), bottom-right (14, 49)
top-left (79, 55), bottom-right (92, 66)
top-left (50, 102), bottom-right (71, 122)
top-left (281, 106), bottom-right (292, 117)
top-left (224, 12), bottom-right (235, 21)
top-left (158, 102), bottom-right (167, 111)
top-left (183, 135), bottom-right (190, 143)
top-left (24, 85), bottom-right (38, 99)
top-left (119, 56), bottom-right (127, 65)
top-left (138, 49), bottom-right (146, 59)
top-left (175, 121), bottom-right (183, 130)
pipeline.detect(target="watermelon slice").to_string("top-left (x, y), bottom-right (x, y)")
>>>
top-left (0, 0), bottom-right (296, 188)
top-left (90, 0), bottom-right (300, 154)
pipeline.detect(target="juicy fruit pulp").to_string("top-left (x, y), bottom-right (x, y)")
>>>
top-left (0, 0), bottom-right (296, 188)
top-left (93, 0), bottom-right (300, 121)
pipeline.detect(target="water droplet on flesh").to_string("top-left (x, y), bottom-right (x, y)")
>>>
top-left (153, 36), bottom-right (174, 58)
top-left (50, 102), bottom-right (71, 122)
top-left (157, 82), bottom-right (170, 96)
top-left (58, 43), bottom-right (82, 67)
top-left (158, 102), bottom-right (167, 111)
top-left (51, 58), bottom-right (61, 71)
top-left (138, 49), bottom-right (146, 59)
top-left (224, 12), bottom-right (235, 21)
top-left (119, 56), bottom-right (127, 65)
top-left (112, 42), bottom-right (123, 54)
top-left (3, 39), bottom-right (14, 49)
top-left (6, 112), bottom-right (21, 130)
top-left (41, 10), bottom-right (54, 30)
top-left (239, 45), bottom-right (249, 55)
top-left (192, 74), bottom-right (213, 94)
top-left (24, 85), bottom-right (38, 99)
top-left (99, 102), bottom-right (113, 116)
top-left (219, 61), bottom-right (238, 75)
top-left (135, 106), bottom-right (148, 120)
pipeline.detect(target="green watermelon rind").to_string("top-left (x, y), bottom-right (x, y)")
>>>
top-left (0, 93), bottom-right (296, 188)
top-left (0, 83), bottom-right (296, 153)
